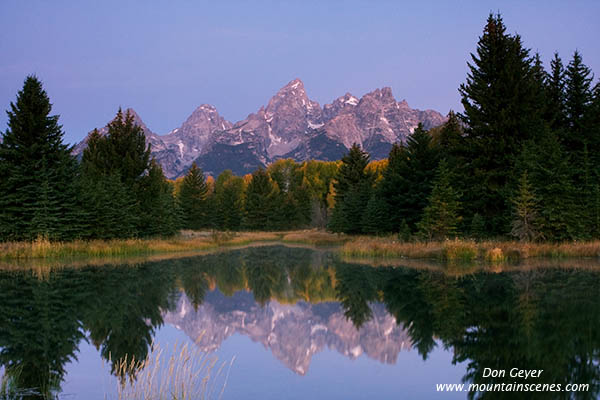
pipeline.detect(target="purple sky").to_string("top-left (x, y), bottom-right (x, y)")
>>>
top-left (1, 0), bottom-right (599, 145)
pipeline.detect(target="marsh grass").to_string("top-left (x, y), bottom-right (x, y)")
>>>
top-left (0, 231), bottom-right (282, 261)
top-left (340, 237), bottom-right (600, 262)
top-left (0, 365), bottom-right (54, 400)
top-left (110, 341), bottom-right (233, 400)
top-left (281, 230), bottom-right (349, 246)
top-left (3, 231), bottom-right (600, 263)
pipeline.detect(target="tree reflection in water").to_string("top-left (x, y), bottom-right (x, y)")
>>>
top-left (0, 245), bottom-right (598, 399)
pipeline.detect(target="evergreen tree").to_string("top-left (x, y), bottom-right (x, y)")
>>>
top-left (0, 76), bottom-right (80, 241)
top-left (379, 125), bottom-right (439, 233)
top-left (587, 83), bottom-right (600, 171)
top-left (398, 220), bottom-right (412, 242)
top-left (564, 51), bottom-right (593, 140)
top-left (361, 192), bottom-right (389, 235)
top-left (517, 133), bottom-right (579, 241)
top-left (458, 13), bottom-right (543, 235)
top-left (436, 111), bottom-right (463, 158)
top-left (214, 170), bottom-right (245, 231)
top-left (85, 108), bottom-right (152, 185)
top-left (328, 144), bottom-right (372, 234)
top-left (137, 161), bottom-right (179, 237)
top-left (268, 159), bottom-right (312, 229)
top-left (243, 168), bottom-right (278, 230)
top-left (591, 184), bottom-right (600, 238)
top-left (469, 213), bottom-right (486, 240)
top-left (546, 52), bottom-right (567, 130)
top-left (78, 173), bottom-right (138, 239)
top-left (178, 163), bottom-right (209, 230)
top-left (417, 160), bottom-right (462, 240)
top-left (80, 108), bottom-right (176, 238)
top-left (510, 171), bottom-right (543, 242)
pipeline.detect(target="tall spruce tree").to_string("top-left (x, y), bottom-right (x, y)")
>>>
top-left (379, 124), bottom-right (439, 233)
top-left (213, 170), bottom-right (245, 231)
top-left (81, 109), bottom-right (151, 186)
top-left (417, 160), bottom-right (462, 240)
top-left (588, 83), bottom-right (600, 171)
top-left (0, 76), bottom-right (80, 241)
top-left (178, 163), bottom-right (209, 230)
top-left (137, 161), bottom-right (179, 237)
top-left (510, 171), bottom-right (543, 242)
top-left (546, 52), bottom-right (567, 130)
top-left (361, 192), bottom-right (389, 235)
top-left (517, 133), bottom-right (579, 241)
top-left (328, 144), bottom-right (372, 234)
top-left (458, 13), bottom-right (543, 235)
top-left (243, 168), bottom-right (279, 230)
top-left (80, 108), bottom-right (176, 238)
top-left (564, 51), bottom-right (593, 140)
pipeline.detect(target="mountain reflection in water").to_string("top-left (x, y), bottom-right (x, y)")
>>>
top-left (164, 291), bottom-right (411, 375)
top-left (0, 245), bottom-right (599, 399)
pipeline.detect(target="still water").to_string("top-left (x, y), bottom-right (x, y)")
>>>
top-left (0, 245), bottom-right (599, 399)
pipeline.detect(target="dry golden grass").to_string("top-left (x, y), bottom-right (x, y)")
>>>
top-left (340, 236), bottom-right (443, 259)
top-left (3, 232), bottom-right (600, 264)
top-left (340, 237), bottom-right (600, 262)
top-left (281, 230), bottom-right (349, 246)
top-left (0, 231), bottom-right (284, 261)
top-left (111, 341), bottom-right (233, 400)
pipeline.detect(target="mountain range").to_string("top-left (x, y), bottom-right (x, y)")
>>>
top-left (73, 79), bottom-right (446, 178)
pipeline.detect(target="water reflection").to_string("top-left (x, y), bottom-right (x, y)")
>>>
top-left (0, 245), bottom-right (599, 399)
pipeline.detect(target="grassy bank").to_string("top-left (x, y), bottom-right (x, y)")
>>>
top-left (2, 230), bottom-right (600, 263)
top-left (340, 237), bottom-right (600, 262)
top-left (0, 231), bottom-right (281, 260)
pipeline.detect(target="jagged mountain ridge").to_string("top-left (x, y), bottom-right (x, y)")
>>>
top-left (73, 79), bottom-right (446, 178)
top-left (163, 290), bottom-right (413, 375)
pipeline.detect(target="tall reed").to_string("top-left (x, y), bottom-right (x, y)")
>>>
top-left (110, 341), bottom-right (233, 400)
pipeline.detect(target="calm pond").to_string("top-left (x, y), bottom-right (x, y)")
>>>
top-left (1, 245), bottom-right (599, 399)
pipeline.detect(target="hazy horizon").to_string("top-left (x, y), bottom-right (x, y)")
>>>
top-left (1, 0), bottom-right (599, 145)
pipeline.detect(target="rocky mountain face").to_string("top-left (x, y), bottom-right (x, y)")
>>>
top-left (73, 79), bottom-right (445, 178)
top-left (163, 290), bottom-right (412, 375)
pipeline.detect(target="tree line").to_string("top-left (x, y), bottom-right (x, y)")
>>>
top-left (329, 13), bottom-right (600, 241)
top-left (0, 79), bottom-right (341, 240)
top-left (1, 13), bottom-right (599, 242)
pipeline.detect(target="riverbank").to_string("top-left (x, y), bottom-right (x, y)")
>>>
top-left (1, 230), bottom-right (600, 262)
top-left (340, 237), bottom-right (600, 261)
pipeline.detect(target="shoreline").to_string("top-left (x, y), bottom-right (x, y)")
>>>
top-left (2, 230), bottom-right (600, 265)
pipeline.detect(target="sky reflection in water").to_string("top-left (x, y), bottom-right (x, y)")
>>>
top-left (1, 245), bottom-right (599, 399)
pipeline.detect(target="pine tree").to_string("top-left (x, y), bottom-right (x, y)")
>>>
top-left (564, 51), bottom-right (593, 139)
top-left (436, 111), bottom-right (463, 157)
top-left (469, 213), bottom-right (486, 240)
top-left (243, 168), bottom-right (278, 230)
top-left (398, 220), bottom-right (412, 242)
top-left (458, 13), bottom-right (543, 235)
top-left (361, 192), bottom-right (389, 235)
top-left (80, 108), bottom-right (170, 238)
top-left (591, 184), bottom-right (600, 238)
top-left (546, 52), bottom-right (567, 130)
top-left (81, 109), bottom-right (151, 185)
top-left (328, 144), bottom-right (372, 234)
top-left (78, 173), bottom-right (138, 239)
top-left (178, 163), bottom-right (209, 230)
top-left (417, 160), bottom-right (462, 240)
top-left (379, 124), bottom-right (439, 233)
top-left (137, 161), bottom-right (179, 237)
top-left (510, 171), bottom-right (543, 242)
top-left (0, 76), bottom-right (80, 241)
top-left (517, 133), bottom-right (579, 241)
top-left (588, 83), bottom-right (600, 172)
top-left (214, 171), bottom-right (244, 231)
